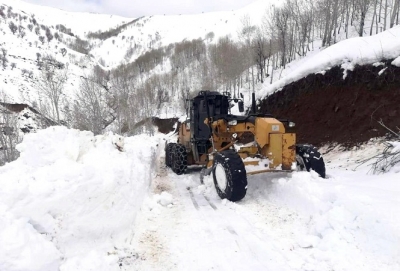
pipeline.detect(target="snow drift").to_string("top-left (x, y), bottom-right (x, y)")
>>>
top-left (0, 126), bottom-right (157, 271)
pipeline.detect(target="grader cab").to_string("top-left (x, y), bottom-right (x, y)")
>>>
top-left (166, 91), bottom-right (325, 202)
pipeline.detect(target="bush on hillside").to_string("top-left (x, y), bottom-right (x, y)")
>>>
top-left (8, 21), bottom-right (17, 34)
top-left (56, 24), bottom-right (74, 36)
top-left (68, 37), bottom-right (92, 55)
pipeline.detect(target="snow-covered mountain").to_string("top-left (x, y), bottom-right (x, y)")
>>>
top-left (0, 0), bottom-right (125, 107)
top-left (2, 0), bottom-right (399, 128)
top-left (0, 0), bottom-right (272, 102)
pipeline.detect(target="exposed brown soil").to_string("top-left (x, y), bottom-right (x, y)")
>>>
top-left (152, 117), bottom-right (178, 134)
top-left (0, 103), bottom-right (30, 113)
top-left (0, 102), bottom-right (58, 132)
top-left (259, 60), bottom-right (400, 148)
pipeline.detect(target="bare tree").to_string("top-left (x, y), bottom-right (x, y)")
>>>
top-left (252, 29), bottom-right (269, 83)
top-left (73, 67), bottom-right (115, 135)
top-left (370, 0), bottom-right (379, 35)
top-left (110, 65), bottom-right (137, 133)
top-left (37, 54), bottom-right (68, 122)
top-left (209, 36), bottom-right (244, 93)
top-left (266, 4), bottom-right (291, 67)
top-left (390, 0), bottom-right (400, 27)
top-left (356, 0), bottom-right (372, 36)
top-left (383, 0), bottom-right (389, 31)
top-left (239, 14), bottom-right (257, 93)
top-left (290, 0), bottom-right (314, 55)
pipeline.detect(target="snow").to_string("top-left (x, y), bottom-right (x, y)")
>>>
top-left (378, 67), bottom-right (388, 75)
top-left (0, 0), bottom-right (129, 36)
top-left (0, 127), bottom-right (399, 270)
top-left (0, 0), bottom-right (400, 269)
top-left (389, 141), bottom-right (400, 153)
top-left (0, 204), bottom-right (61, 271)
top-left (91, 0), bottom-right (281, 66)
top-left (392, 56), bottom-right (400, 67)
top-left (0, 126), bottom-right (157, 271)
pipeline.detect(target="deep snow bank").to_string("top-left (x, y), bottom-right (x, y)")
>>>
top-left (0, 127), bottom-right (157, 271)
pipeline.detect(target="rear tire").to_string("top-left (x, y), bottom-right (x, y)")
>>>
top-left (165, 143), bottom-right (174, 168)
top-left (212, 150), bottom-right (247, 202)
top-left (171, 143), bottom-right (187, 175)
top-left (296, 144), bottom-right (326, 178)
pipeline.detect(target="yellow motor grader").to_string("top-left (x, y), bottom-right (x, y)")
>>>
top-left (165, 91), bottom-right (325, 201)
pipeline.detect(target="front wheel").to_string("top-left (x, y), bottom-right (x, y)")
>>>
top-left (212, 150), bottom-right (247, 202)
top-left (296, 144), bottom-right (326, 178)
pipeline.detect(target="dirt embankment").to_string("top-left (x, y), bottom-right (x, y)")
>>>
top-left (259, 60), bottom-right (400, 148)
top-left (152, 117), bottom-right (178, 134)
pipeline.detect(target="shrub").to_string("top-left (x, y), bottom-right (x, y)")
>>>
top-left (8, 21), bottom-right (17, 34)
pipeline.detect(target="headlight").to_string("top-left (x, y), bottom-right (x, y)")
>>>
top-left (289, 122), bottom-right (295, 127)
top-left (228, 120), bottom-right (237, 126)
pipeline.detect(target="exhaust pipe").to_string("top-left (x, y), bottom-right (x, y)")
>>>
top-left (252, 92), bottom-right (256, 114)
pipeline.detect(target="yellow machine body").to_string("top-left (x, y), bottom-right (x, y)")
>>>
top-left (178, 116), bottom-right (296, 175)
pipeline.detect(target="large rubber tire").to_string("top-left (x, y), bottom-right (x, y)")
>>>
top-left (296, 144), bottom-right (326, 178)
top-left (171, 143), bottom-right (187, 175)
top-left (212, 150), bottom-right (247, 202)
top-left (165, 143), bottom-right (175, 168)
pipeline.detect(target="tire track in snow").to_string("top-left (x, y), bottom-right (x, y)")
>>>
top-left (187, 188), bottom-right (199, 210)
top-left (169, 175), bottom-right (238, 271)
top-left (182, 173), bottom-right (316, 270)
top-left (203, 195), bottom-right (218, 210)
top-left (174, 178), bottom-right (274, 270)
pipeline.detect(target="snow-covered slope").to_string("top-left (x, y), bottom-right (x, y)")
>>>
top-left (0, 0), bottom-right (128, 106)
top-left (0, 0), bottom-right (129, 36)
top-left (90, 0), bottom-right (278, 66)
